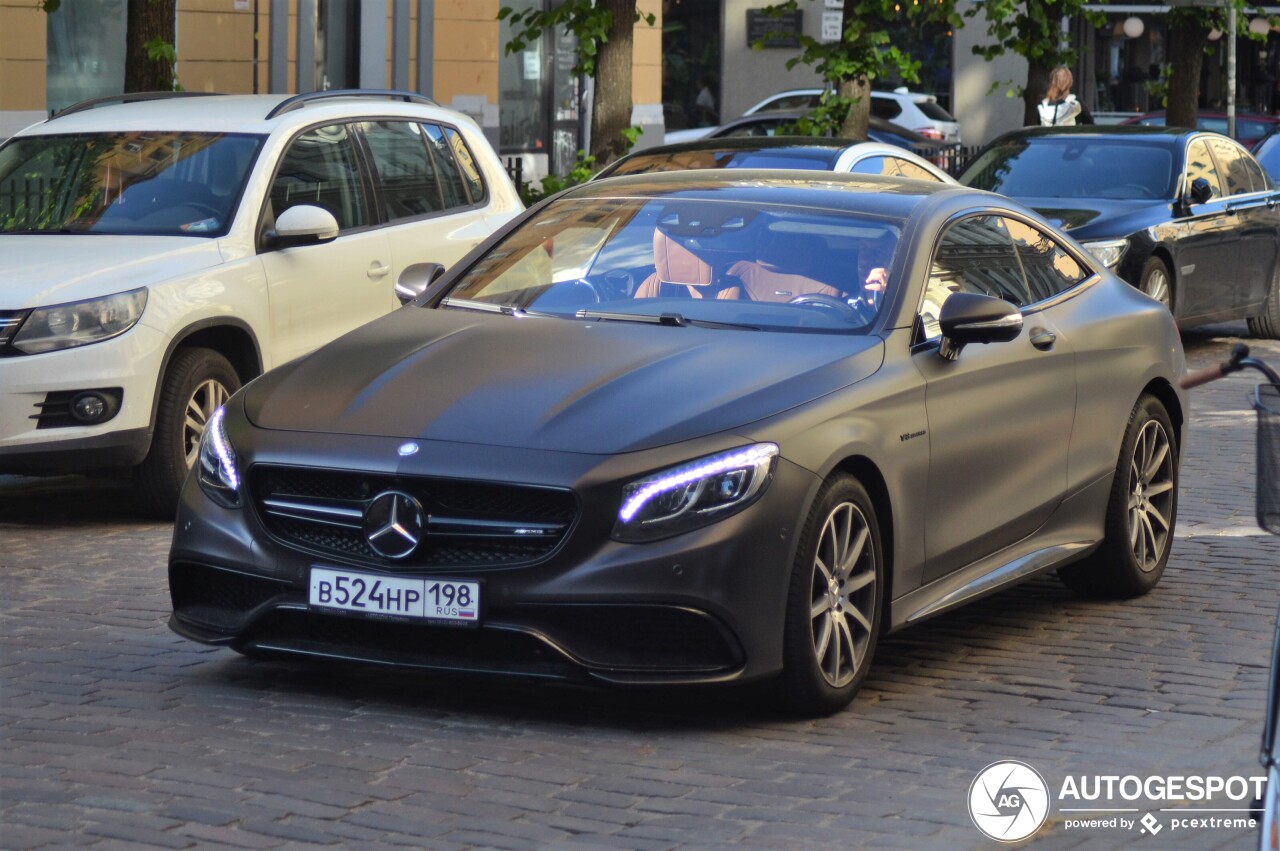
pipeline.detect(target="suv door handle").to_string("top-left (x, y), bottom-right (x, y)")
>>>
top-left (1030, 328), bottom-right (1057, 350)
top-left (367, 262), bottom-right (391, 279)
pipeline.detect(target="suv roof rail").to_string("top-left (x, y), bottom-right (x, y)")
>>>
top-left (50, 91), bottom-right (225, 120)
top-left (265, 89), bottom-right (437, 120)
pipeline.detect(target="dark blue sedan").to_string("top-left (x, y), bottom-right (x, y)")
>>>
top-left (960, 126), bottom-right (1280, 338)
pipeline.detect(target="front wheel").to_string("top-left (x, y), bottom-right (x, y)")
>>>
top-left (1246, 266), bottom-right (1280, 340)
top-left (779, 474), bottom-right (884, 716)
top-left (1059, 394), bottom-right (1178, 598)
top-left (133, 348), bottom-right (240, 518)
top-left (1139, 255), bottom-right (1174, 313)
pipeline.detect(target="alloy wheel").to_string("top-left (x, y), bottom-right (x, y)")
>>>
top-left (1143, 266), bottom-right (1171, 310)
top-left (809, 501), bottom-right (878, 688)
top-left (182, 378), bottom-right (230, 468)
top-left (1127, 419), bottom-right (1175, 572)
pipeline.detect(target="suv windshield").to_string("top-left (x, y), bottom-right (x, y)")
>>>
top-left (441, 196), bottom-right (901, 333)
top-left (0, 132), bottom-right (263, 237)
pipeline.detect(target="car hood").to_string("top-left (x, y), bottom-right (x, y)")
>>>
top-left (244, 307), bottom-right (884, 454)
top-left (0, 235), bottom-right (225, 308)
top-left (1014, 197), bottom-right (1167, 238)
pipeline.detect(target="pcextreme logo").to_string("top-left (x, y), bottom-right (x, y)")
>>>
top-left (968, 760), bottom-right (1051, 842)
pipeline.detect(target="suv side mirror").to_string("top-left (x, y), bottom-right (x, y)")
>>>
top-left (1187, 177), bottom-right (1214, 207)
top-left (265, 205), bottom-right (339, 249)
top-left (937, 292), bottom-right (1023, 361)
top-left (396, 262), bottom-right (446, 305)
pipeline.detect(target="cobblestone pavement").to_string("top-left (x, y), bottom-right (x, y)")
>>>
top-left (1, 324), bottom-right (1278, 850)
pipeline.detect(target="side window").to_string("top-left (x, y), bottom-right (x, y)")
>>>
top-left (871, 99), bottom-right (901, 120)
top-left (422, 124), bottom-right (471, 209)
top-left (1005, 217), bottom-right (1088, 302)
top-left (362, 121), bottom-right (444, 222)
top-left (890, 158), bottom-right (941, 183)
top-left (1210, 138), bottom-right (1257, 195)
top-left (1184, 139), bottom-right (1223, 200)
top-left (850, 156), bottom-right (895, 177)
top-left (270, 124), bottom-right (367, 231)
top-left (1239, 152), bottom-right (1267, 191)
top-left (920, 216), bottom-right (1027, 339)
top-left (445, 127), bottom-right (487, 204)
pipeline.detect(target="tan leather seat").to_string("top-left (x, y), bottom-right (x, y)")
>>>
top-left (727, 233), bottom-right (841, 303)
top-left (634, 230), bottom-right (743, 300)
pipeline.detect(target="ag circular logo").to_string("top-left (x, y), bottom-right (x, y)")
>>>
top-left (968, 760), bottom-right (1050, 842)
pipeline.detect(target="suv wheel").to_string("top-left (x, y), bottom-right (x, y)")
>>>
top-left (1246, 267), bottom-right (1280, 340)
top-left (134, 348), bottom-right (240, 518)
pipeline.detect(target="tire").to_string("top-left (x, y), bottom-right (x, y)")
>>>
top-left (1246, 266), bottom-right (1280, 340)
top-left (133, 348), bottom-right (240, 518)
top-left (1058, 394), bottom-right (1178, 598)
top-left (1139, 255), bottom-right (1174, 313)
top-left (779, 474), bottom-right (884, 716)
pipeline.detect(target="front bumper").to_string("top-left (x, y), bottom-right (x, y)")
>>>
top-left (169, 425), bottom-right (817, 686)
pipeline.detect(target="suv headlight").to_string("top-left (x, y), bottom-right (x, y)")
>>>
top-left (12, 288), bottom-right (147, 354)
top-left (196, 406), bottom-right (241, 508)
top-left (1079, 238), bottom-right (1129, 271)
top-left (613, 443), bottom-right (779, 543)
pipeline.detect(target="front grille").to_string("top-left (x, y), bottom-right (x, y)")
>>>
top-left (0, 311), bottom-right (30, 356)
top-left (249, 464), bottom-right (577, 570)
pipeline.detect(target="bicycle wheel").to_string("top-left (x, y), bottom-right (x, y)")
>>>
top-left (1257, 384), bottom-right (1280, 535)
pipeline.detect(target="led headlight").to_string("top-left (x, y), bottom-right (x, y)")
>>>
top-left (1079, 238), bottom-right (1129, 271)
top-left (196, 406), bottom-right (241, 508)
top-left (11, 288), bottom-right (147, 355)
top-left (613, 443), bottom-right (779, 543)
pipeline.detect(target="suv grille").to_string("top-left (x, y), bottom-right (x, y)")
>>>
top-left (249, 464), bottom-right (577, 570)
top-left (0, 311), bottom-right (29, 356)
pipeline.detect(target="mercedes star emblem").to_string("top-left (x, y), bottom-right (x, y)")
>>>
top-left (363, 491), bottom-right (425, 559)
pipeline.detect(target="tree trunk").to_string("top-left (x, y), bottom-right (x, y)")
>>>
top-left (589, 0), bottom-right (635, 167)
top-left (837, 76), bottom-right (871, 140)
top-left (1166, 21), bottom-right (1208, 130)
top-left (124, 0), bottom-right (177, 93)
top-left (1023, 57), bottom-right (1053, 127)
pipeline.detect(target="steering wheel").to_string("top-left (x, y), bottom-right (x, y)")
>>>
top-left (179, 202), bottom-right (222, 218)
top-left (571, 278), bottom-right (604, 304)
top-left (788, 293), bottom-right (864, 323)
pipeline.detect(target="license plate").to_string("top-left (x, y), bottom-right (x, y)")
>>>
top-left (309, 567), bottom-right (480, 626)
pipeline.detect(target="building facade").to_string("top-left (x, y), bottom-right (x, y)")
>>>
top-left (0, 0), bottom-right (662, 178)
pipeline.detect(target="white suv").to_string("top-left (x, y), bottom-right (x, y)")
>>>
top-left (740, 88), bottom-right (962, 144)
top-left (0, 91), bottom-right (522, 515)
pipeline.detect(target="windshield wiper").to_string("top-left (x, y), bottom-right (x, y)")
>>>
top-left (575, 309), bottom-right (760, 331)
top-left (440, 297), bottom-right (560, 318)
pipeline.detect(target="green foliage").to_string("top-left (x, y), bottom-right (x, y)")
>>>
top-left (752, 0), bottom-right (960, 134)
top-left (515, 127), bottom-right (643, 206)
top-left (499, 1), bottom-right (656, 79)
top-left (1146, 63), bottom-right (1172, 109)
top-left (967, 0), bottom-right (1107, 98)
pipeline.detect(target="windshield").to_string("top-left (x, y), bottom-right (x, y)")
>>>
top-left (441, 196), bottom-right (902, 333)
top-left (961, 137), bottom-right (1175, 201)
top-left (606, 149), bottom-right (838, 177)
top-left (0, 132), bottom-right (263, 236)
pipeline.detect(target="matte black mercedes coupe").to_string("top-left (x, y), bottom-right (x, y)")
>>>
top-left (169, 172), bottom-right (1187, 715)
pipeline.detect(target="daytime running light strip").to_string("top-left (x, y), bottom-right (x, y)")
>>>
top-left (209, 406), bottom-right (239, 489)
top-left (618, 443), bottom-right (779, 523)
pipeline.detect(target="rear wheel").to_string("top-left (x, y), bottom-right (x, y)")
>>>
top-left (1059, 394), bottom-right (1178, 598)
top-left (1139, 255), bottom-right (1174, 313)
top-left (779, 474), bottom-right (883, 716)
top-left (133, 348), bottom-right (239, 518)
top-left (1246, 266), bottom-right (1280, 340)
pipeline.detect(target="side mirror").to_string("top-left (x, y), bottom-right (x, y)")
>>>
top-left (395, 262), bottom-right (446, 305)
top-left (937, 292), bottom-right (1024, 361)
top-left (1187, 177), bottom-right (1214, 207)
top-left (266, 205), bottom-right (339, 249)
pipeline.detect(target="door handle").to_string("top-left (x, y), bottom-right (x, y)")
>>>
top-left (1029, 328), bottom-right (1057, 350)
top-left (367, 262), bottom-right (391, 279)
